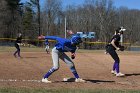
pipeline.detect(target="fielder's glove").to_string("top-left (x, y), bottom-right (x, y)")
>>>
top-left (119, 46), bottom-right (125, 51)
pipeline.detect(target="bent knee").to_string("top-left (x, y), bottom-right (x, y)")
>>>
top-left (67, 63), bottom-right (74, 68)
top-left (53, 66), bottom-right (59, 71)
top-left (70, 66), bottom-right (76, 72)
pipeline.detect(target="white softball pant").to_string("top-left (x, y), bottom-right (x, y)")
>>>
top-left (45, 45), bottom-right (49, 50)
top-left (52, 47), bottom-right (75, 72)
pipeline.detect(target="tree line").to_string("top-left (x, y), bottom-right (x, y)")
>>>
top-left (0, 0), bottom-right (140, 45)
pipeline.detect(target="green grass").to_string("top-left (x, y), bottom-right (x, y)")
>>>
top-left (0, 88), bottom-right (140, 93)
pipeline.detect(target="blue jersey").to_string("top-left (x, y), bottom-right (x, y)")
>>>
top-left (45, 36), bottom-right (76, 53)
top-left (45, 39), bottom-right (49, 45)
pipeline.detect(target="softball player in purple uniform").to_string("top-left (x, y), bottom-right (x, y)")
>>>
top-left (38, 34), bottom-right (85, 83)
top-left (13, 33), bottom-right (22, 58)
top-left (106, 27), bottom-right (126, 77)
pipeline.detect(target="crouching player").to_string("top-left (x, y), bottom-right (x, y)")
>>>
top-left (106, 27), bottom-right (126, 77)
top-left (38, 34), bottom-right (86, 83)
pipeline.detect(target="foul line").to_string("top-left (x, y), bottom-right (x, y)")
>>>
top-left (0, 79), bottom-right (41, 83)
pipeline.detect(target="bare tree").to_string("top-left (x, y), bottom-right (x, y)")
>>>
top-left (42, 0), bottom-right (62, 36)
top-left (1, 0), bottom-right (140, 47)
top-left (30, 0), bottom-right (41, 36)
top-left (0, 0), bottom-right (7, 37)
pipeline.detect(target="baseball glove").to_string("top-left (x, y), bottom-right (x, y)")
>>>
top-left (119, 45), bottom-right (125, 51)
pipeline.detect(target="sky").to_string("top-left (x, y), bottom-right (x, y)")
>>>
top-left (20, 0), bottom-right (140, 10)
top-left (113, 0), bottom-right (140, 10)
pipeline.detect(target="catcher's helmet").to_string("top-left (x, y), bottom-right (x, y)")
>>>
top-left (71, 35), bottom-right (82, 45)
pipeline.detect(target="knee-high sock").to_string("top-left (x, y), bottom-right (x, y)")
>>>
top-left (115, 62), bottom-right (120, 73)
top-left (72, 71), bottom-right (80, 79)
top-left (18, 50), bottom-right (20, 57)
top-left (113, 62), bottom-right (116, 71)
top-left (44, 67), bottom-right (56, 79)
top-left (71, 66), bottom-right (79, 79)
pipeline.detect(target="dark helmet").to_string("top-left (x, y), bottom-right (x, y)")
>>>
top-left (71, 34), bottom-right (82, 45)
top-left (115, 26), bottom-right (126, 34)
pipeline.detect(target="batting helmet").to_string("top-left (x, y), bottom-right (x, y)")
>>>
top-left (71, 35), bottom-right (82, 45)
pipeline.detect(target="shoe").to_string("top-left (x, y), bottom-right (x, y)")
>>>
top-left (42, 78), bottom-right (52, 83)
top-left (111, 70), bottom-right (117, 75)
top-left (75, 78), bottom-right (86, 83)
top-left (116, 72), bottom-right (125, 77)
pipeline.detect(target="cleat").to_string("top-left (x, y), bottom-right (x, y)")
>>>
top-left (116, 72), bottom-right (125, 77)
top-left (42, 78), bottom-right (52, 83)
top-left (75, 78), bottom-right (86, 83)
top-left (111, 70), bottom-right (117, 75)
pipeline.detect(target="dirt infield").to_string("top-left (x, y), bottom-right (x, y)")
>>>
top-left (0, 50), bottom-right (140, 90)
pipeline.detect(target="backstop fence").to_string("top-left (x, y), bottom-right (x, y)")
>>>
top-left (0, 38), bottom-right (137, 51)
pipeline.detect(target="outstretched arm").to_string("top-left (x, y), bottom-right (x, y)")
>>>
top-left (38, 35), bottom-right (45, 39)
top-left (45, 36), bottom-right (59, 40)
top-left (38, 35), bottom-right (59, 40)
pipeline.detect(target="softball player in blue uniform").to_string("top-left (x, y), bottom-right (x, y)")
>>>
top-left (13, 33), bottom-right (22, 58)
top-left (38, 34), bottom-right (85, 83)
top-left (45, 39), bottom-right (50, 54)
top-left (106, 27), bottom-right (126, 77)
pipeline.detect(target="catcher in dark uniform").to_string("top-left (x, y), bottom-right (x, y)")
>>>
top-left (106, 27), bottom-right (126, 77)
